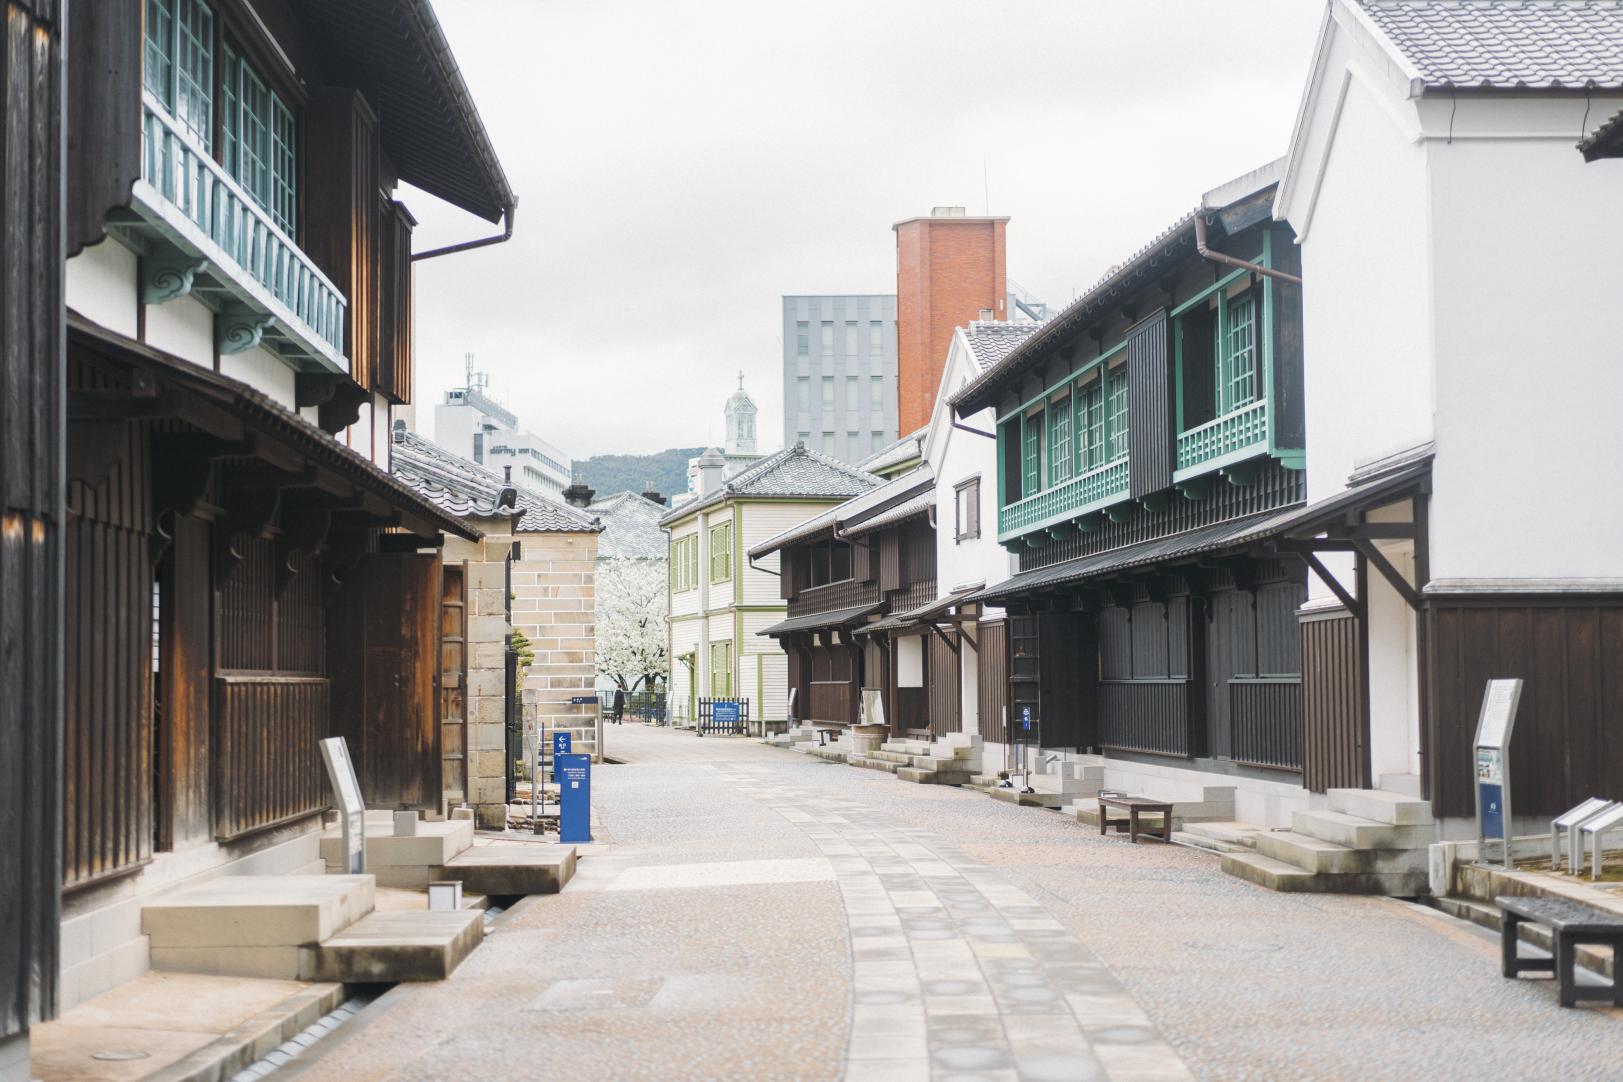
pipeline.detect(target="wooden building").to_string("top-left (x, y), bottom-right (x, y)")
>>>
top-left (42, 0), bottom-right (516, 1017)
top-left (752, 468), bottom-right (939, 733)
top-left (949, 162), bottom-right (1328, 824)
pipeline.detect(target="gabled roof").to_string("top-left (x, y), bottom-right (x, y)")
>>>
top-left (586, 491), bottom-right (668, 559)
top-left (748, 466), bottom-right (933, 558)
top-left (660, 442), bottom-right (880, 526)
top-left (855, 427), bottom-right (928, 475)
top-left (962, 321), bottom-right (1043, 373)
top-left (391, 428), bottom-right (600, 533)
top-left (1352, 0), bottom-right (1623, 92)
top-left (1581, 108), bottom-right (1623, 159)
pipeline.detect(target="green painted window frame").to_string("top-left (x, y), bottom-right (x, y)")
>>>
top-left (710, 641), bottom-right (733, 697)
top-left (1107, 367), bottom-right (1129, 461)
top-left (672, 535), bottom-right (700, 592)
top-left (1217, 292), bottom-right (1258, 415)
top-left (1048, 394), bottom-right (1072, 486)
top-left (222, 42), bottom-right (297, 234)
top-left (145, 0), bottom-right (215, 150)
top-left (708, 522), bottom-right (733, 583)
top-left (1022, 407), bottom-right (1043, 498)
top-left (1079, 378), bottom-right (1106, 470)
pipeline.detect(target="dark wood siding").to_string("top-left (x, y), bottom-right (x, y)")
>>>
top-left (1126, 310), bottom-right (1172, 499)
top-left (976, 621), bottom-right (1008, 743)
top-left (1098, 590), bottom-right (1196, 756)
top-left (328, 553), bottom-right (443, 810)
top-left (1267, 228), bottom-right (1305, 451)
top-left (156, 515), bottom-right (213, 850)
top-left (64, 0), bottom-right (140, 255)
top-left (1301, 606), bottom-right (1367, 792)
top-left (376, 200), bottom-right (414, 403)
top-left (1423, 594), bottom-right (1623, 820)
top-left (1206, 566), bottom-right (1305, 770)
top-left (213, 677), bottom-right (328, 840)
top-left (926, 630), bottom-right (961, 736)
top-left (63, 417), bottom-right (153, 889)
top-left (1, 0), bottom-right (64, 1033)
top-left (807, 640), bottom-right (860, 725)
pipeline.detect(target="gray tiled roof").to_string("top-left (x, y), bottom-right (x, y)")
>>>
top-left (585, 491), bottom-right (668, 559)
top-left (962, 321), bottom-right (1043, 372)
top-left (748, 466), bottom-right (934, 558)
top-left (391, 429), bottom-right (601, 533)
top-left (855, 427), bottom-right (927, 474)
top-left (1355, 0), bottom-right (1623, 89)
top-left (1581, 107), bottom-right (1623, 158)
top-left (660, 442), bottom-right (881, 525)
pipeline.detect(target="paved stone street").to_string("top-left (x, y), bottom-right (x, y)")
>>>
top-left (292, 726), bottom-right (1623, 1081)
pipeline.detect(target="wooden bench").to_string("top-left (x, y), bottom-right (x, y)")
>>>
top-left (904, 728), bottom-right (935, 743)
top-left (1096, 793), bottom-right (1174, 844)
top-left (816, 727), bottom-right (841, 746)
top-left (1498, 895), bottom-right (1623, 1007)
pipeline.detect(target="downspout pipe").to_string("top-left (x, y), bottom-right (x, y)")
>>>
top-left (1193, 212), bottom-right (1302, 286)
top-left (412, 203), bottom-right (517, 262)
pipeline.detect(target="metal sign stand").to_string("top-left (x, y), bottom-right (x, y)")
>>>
top-left (1472, 678), bottom-right (1522, 870)
top-left (319, 737), bottom-right (366, 874)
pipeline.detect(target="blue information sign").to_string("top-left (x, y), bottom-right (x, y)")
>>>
top-left (713, 700), bottom-right (740, 729)
top-left (569, 696), bottom-right (599, 705)
top-left (552, 730), bottom-right (571, 782)
top-left (1020, 705), bottom-right (1032, 732)
top-left (1477, 747), bottom-right (1505, 839)
top-left (558, 753), bottom-right (592, 844)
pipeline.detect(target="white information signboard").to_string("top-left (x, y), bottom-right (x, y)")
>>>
top-left (320, 737), bottom-right (366, 874)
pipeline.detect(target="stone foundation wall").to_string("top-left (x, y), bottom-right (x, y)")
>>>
top-left (513, 532), bottom-right (601, 763)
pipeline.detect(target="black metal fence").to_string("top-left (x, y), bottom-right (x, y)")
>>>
top-left (697, 697), bottom-right (750, 736)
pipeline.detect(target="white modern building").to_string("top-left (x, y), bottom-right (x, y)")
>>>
top-left (435, 363), bottom-right (572, 498)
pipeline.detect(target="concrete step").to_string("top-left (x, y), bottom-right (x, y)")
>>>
top-left (897, 766), bottom-right (973, 785)
top-left (1180, 821), bottom-right (1263, 850)
top-left (989, 787), bottom-right (1067, 808)
top-left (1220, 851), bottom-right (1429, 896)
top-left (320, 819), bottom-right (477, 888)
top-left (1326, 788), bottom-right (1434, 826)
top-left (1379, 773), bottom-right (1425, 798)
top-left (309, 909), bottom-right (484, 982)
top-left (807, 746), bottom-right (848, 763)
top-left (144, 875), bottom-right (375, 980)
top-left (866, 749), bottom-right (914, 765)
top-left (1255, 831), bottom-right (1430, 875)
top-left (848, 755), bottom-right (900, 774)
top-left (1170, 830), bottom-right (1248, 855)
top-left (1291, 808), bottom-right (1437, 850)
top-left (879, 740), bottom-right (934, 757)
top-left (442, 842), bottom-right (577, 896)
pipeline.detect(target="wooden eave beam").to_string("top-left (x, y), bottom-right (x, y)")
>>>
top-left (1296, 550), bottom-right (1361, 617)
top-left (927, 621), bottom-right (960, 655)
top-left (1353, 539), bottom-right (1420, 611)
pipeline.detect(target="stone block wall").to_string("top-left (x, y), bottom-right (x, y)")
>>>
top-left (512, 532), bottom-right (601, 763)
top-left (443, 533), bottom-right (518, 830)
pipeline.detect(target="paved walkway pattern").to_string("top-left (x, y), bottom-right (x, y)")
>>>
top-left (731, 764), bottom-right (1190, 1081)
top-left (290, 725), bottom-right (1623, 1081)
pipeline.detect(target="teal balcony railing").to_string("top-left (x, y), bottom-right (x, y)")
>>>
top-left (998, 457), bottom-right (1128, 540)
top-left (1175, 398), bottom-right (1269, 474)
top-left (132, 91), bottom-right (347, 371)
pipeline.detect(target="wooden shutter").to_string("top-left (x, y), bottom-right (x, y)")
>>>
top-left (1126, 309), bottom-right (1173, 499)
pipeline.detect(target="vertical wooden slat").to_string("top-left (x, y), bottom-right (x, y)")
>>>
top-left (975, 621), bottom-right (1008, 744)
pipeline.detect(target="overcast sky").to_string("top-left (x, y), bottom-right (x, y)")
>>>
top-left (406, 0), bottom-right (1327, 460)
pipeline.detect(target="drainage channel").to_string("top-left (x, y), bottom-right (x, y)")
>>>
top-left (240, 895), bottom-right (524, 1079)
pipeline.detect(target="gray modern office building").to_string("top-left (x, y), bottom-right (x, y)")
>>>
top-left (781, 295), bottom-right (898, 463)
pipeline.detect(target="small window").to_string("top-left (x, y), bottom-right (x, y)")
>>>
top-left (1049, 393), bottom-right (1072, 486)
top-left (870, 375), bottom-right (884, 409)
top-left (1079, 377), bottom-right (1106, 470)
top-left (797, 430), bottom-right (810, 447)
top-left (222, 42), bottom-right (298, 233)
top-left (710, 641), bottom-right (733, 697)
top-left (1107, 368), bottom-right (1129, 460)
top-left (846, 376), bottom-right (859, 411)
top-left (821, 430), bottom-right (834, 452)
top-left (796, 320), bottom-right (809, 356)
top-left (845, 321), bottom-right (858, 355)
top-left (709, 522), bottom-right (733, 583)
top-left (1219, 293), bottom-right (1258, 413)
top-left (808, 538), bottom-right (854, 586)
top-left (145, 0), bottom-right (215, 149)
top-left (847, 432), bottom-right (860, 461)
top-left (821, 377), bottom-right (834, 409)
top-left (820, 322), bottom-right (833, 356)
top-left (955, 477), bottom-right (981, 542)
top-left (796, 377), bottom-right (810, 411)
top-left (1022, 407), bottom-right (1044, 497)
top-left (871, 429), bottom-right (884, 450)
top-left (870, 320), bottom-right (884, 353)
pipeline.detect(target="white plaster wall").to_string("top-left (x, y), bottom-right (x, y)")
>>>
top-left (960, 636), bottom-right (979, 733)
top-left (65, 239), bottom-right (138, 338)
top-left (144, 294), bottom-right (215, 370)
top-left (299, 404), bottom-right (320, 427)
top-left (218, 345), bottom-right (295, 410)
top-left (371, 394), bottom-right (391, 467)
top-left (1365, 543), bottom-right (1419, 779)
top-left (434, 402), bottom-right (476, 459)
top-left (346, 399), bottom-right (373, 462)
top-left (896, 635), bottom-right (923, 686)
top-left (1422, 97), bottom-right (1623, 581)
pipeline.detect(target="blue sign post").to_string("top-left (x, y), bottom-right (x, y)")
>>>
top-left (1020, 705), bottom-right (1032, 732)
top-left (558, 753), bottom-right (592, 844)
top-left (713, 700), bottom-right (740, 735)
top-left (551, 730), bottom-right (571, 782)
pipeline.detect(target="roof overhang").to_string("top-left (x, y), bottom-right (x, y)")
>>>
top-left (289, 0), bottom-right (515, 223)
top-left (758, 603), bottom-right (882, 637)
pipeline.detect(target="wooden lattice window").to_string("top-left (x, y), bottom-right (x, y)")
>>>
top-left (1218, 293), bottom-right (1258, 414)
top-left (1107, 367), bottom-right (1129, 460)
top-left (1048, 394), bottom-right (1072, 486)
top-left (1022, 407), bottom-right (1043, 497)
top-left (144, 0), bottom-right (215, 149)
top-left (222, 43), bottom-right (298, 233)
top-left (1080, 378), bottom-right (1106, 470)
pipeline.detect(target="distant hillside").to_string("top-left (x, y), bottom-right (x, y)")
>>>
top-left (574, 448), bottom-right (703, 505)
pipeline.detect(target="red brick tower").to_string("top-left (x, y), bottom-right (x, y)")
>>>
top-left (893, 209), bottom-right (1009, 433)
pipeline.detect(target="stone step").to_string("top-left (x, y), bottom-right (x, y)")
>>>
top-left (848, 755), bottom-right (900, 774)
top-left (966, 774), bottom-right (1000, 790)
top-left (320, 819), bottom-right (477, 888)
top-left (897, 766), bottom-right (973, 785)
top-left (879, 741), bottom-right (934, 757)
top-left (1326, 788), bottom-right (1434, 826)
top-left (309, 909), bottom-right (485, 982)
top-left (442, 842), bottom-right (577, 896)
top-left (866, 750), bottom-right (914, 765)
top-left (144, 875), bottom-right (376, 980)
top-left (1220, 851), bottom-right (1430, 896)
top-left (1291, 808), bottom-right (1437, 850)
top-left (1179, 821), bottom-right (1263, 849)
top-left (989, 787), bottom-right (1068, 808)
top-left (1379, 773), bottom-right (1425, 798)
top-left (1255, 831), bottom-right (1430, 875)
top-left (1170, 830), bottom-right (1248, 855)
top-left (807, 746), bottom-right (847, 763)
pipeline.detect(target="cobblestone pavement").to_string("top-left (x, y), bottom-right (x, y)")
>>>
top-left (294, 725), bottom-right (1623, 1081)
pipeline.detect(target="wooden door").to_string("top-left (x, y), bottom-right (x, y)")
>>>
top-left (328, 552), bottom-right (443, 811)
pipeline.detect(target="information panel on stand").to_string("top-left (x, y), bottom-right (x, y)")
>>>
top-left (552, 730), bottom-right (572, 782)
top-left (1472, 678), bottom-right (1522, 868)
top-left (558, 753), bottom-right (592, 844)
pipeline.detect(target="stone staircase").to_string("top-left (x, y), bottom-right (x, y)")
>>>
top-left (847, 734), bottom-right (983, 786)
top-left (1220, 788), bottom-right (1435, 895)
top-left (1172, 821), bottom-right (1268, 854)
top-left (143, 875), bottom-right (483, 982)
top-left (319, 813), bottom-right (578, 896)
top-left (990, 758), bottom-right (1105, 808)
top-left (1066, 780), bottom-right (1236, 830)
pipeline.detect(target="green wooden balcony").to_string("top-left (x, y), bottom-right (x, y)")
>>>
top-left (998, 457), bottom-right (1128, 541)
top-left (1175, 398), bottom-right (1269, 478)
top-left (115, 92), bottom-right (348, 373)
